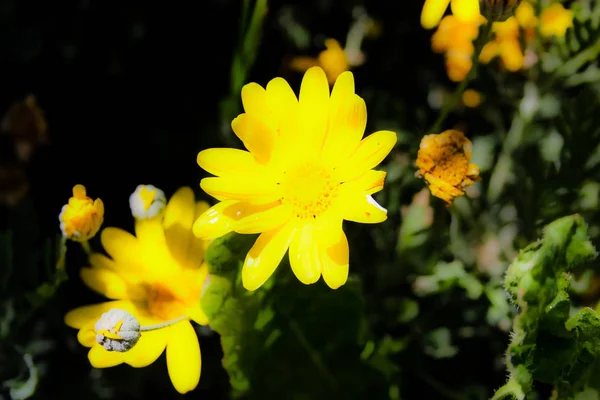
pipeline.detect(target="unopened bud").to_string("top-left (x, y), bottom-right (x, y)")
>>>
top-left (129, 184), bottom-right (166, 219)
top-left (480, 0), bottom-right (522, 22)
top-left (95, 309), bottom-right (141, 352)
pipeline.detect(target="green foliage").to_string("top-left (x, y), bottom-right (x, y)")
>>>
top-left (492, 215), bottom-right (599, 400)
top-left (201, 232), bottom-right (387, 399)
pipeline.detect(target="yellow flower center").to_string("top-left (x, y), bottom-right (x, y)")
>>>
top-left (146, 283), bottom-right (189, 321)
top-left (280, 163), bottom-right (339, 219)
top-left (139, 186), bottom-right (157, 211)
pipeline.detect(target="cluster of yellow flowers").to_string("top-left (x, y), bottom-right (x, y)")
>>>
top-left (424, 0), bottom-right (574, 80)
top-left (58, 63), bottom-right (482, 393)
top-left (480, 1), bottom-right (573, 72)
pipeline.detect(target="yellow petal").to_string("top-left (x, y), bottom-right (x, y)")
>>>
top-left (344, 170), bottom-right (387, 195)
top-left (315, 211), bottom-right (344, 247)
top-left (451, 0), bottom-right (480, 23)
top-left (186, 303), bottom-right (209, 326)
top-left (322, 94), bottom-right (367, 167)
top-left (242, 222), bottom-right (297, 291)
top-left (333, 130), bottom-right (397, 182)
top-left (200, 176), bottom-right (281, 204)
top-left (64, 300), bottom-right (135, 329)
top-left (266, 77), bottom-right (299, 169)
top-left (339, 185), bottom-right (388, 223)
top-left (234, 204), bottom-right (293, 234)
top-left (187, 201), bottom-right (211, 266)
top-left (124, 327), bottom-right (168, 368)
top-left (193, 200), bottom-right (238, 240)
top-left (231, 113), bottom-right (276, 165)
top-left (421, 0), bottom-right (451, 29)
top-left (166, 321), bottom-right (201, 394)
top-left (88, 344), bottom-right (124, 368)
top-left (197, 148), bottom-right (268, 177)
top-left (163, 187), bottom-right (196, 268)
top-left (241, 82), bottom-right (269, 122)
top-left (80, 267), bottom-right (146, 300)
top-left (288, 223), bottom-right (322, 285)
top-left (133, 218), bottom-right (177, 279)
top-left (321, 232), bottom-right (350, 289)
top-left (77, 324), bottom-right (97, 347)
top-left (101, 228), bottom-right (147, 275)
top-left (297, 66), bottom-right (330, 156)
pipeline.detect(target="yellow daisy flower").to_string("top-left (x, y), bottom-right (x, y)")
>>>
top-left (64, 187), bottom-right (210, 394)
top-left (59, 184), bottom-right (104, 242)
top-left (421, 0), bottom-right (481, 29)
top-left (415, 130), bottom-right (481, 205)
top-left (194, 66), bottom-right (397, 291)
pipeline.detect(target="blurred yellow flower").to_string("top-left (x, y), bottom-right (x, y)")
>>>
top-left (290, 38), bottom-right (363, 85)
top-left (540, 3), bottom-right (573, 38)
top-left (415, 130), bottom-right (481, 205)
top-left (59, 184), bottom-right (104, 242)
top-left (65, 187), bottom-right (210, 394)
top-left (194, 66), bottom-right (397, 290)
top-left (462, 89), bottom-right (483, 107)
top-left (431, 15), bottom-right (484, 81)
top-left (480, 16), bottom-right (526, 71)
top-left (421, 0), bottom-right (481, 29)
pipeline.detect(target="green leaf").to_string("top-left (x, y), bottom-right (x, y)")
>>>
top-left (493, 214), bottom-right (599, 399)
top-left (201, 232), bottom-right (387, 399)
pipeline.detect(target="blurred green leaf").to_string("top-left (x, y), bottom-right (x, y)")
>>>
top-left (201, 232), bottom-right (387, 399)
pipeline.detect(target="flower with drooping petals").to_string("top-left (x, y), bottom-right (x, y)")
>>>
top-left (194, 66), bottom-right (397, 291)
top-left (64, 187), bottom-right (210, 394)
top-left (421, 0), bottom-right (481, 29)
top-left (415, 130), bottom-right (481, 205)
top-left (59, 184), bottom-right (104, 242)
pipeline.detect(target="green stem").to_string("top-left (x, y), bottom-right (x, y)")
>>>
top-left (288, 317), bottom-right (339, 391)
top-left (80, 240), bottom-right (92, 256)
top-left (140, 316), bottom-right (188, 332)
top-left (429, 19), bottom-right (494, 134)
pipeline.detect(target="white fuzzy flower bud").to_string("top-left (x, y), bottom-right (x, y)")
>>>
top-left (129, 185), bottom-right (166, 219)
top-left (95, 309), bottom-right (141, 352)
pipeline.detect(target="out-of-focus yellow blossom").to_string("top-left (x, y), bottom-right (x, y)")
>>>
top-left (64, 187), bottom-right (210, 394)
top-left (421, 0), bottom-right (481, 29)
top-left (415, 130), bottom-right (481, 205)
top-left (515, 1), bottom-right (537, 28)
top-left (539, 3), bottom-right (573, 38)
top-left (462, 89), bottom-right (483, 107)
top-left (290, 38), bottom-right (364, 85)
top-left (129, 184), bottom-right (167, 219)
top-left (431, 15), bottom-right (485, 81)
top-left (59, 184), bottom-right (104, 242)
top-left (480, 0), bottom-right (522, 22)
top-left (480, 16), bottom-right (526, 71)
top-left (194, 66), bottom-right (397, 291)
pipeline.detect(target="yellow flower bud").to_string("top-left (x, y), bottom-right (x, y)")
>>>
top-left (480, 0), bottom-right (522, 22)
top-left (59, 184), bottom-right (104, 242)
top-left (95, 309), bottom-right (141, 352)
top-left (540, 3), bottom-right (573, 38)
